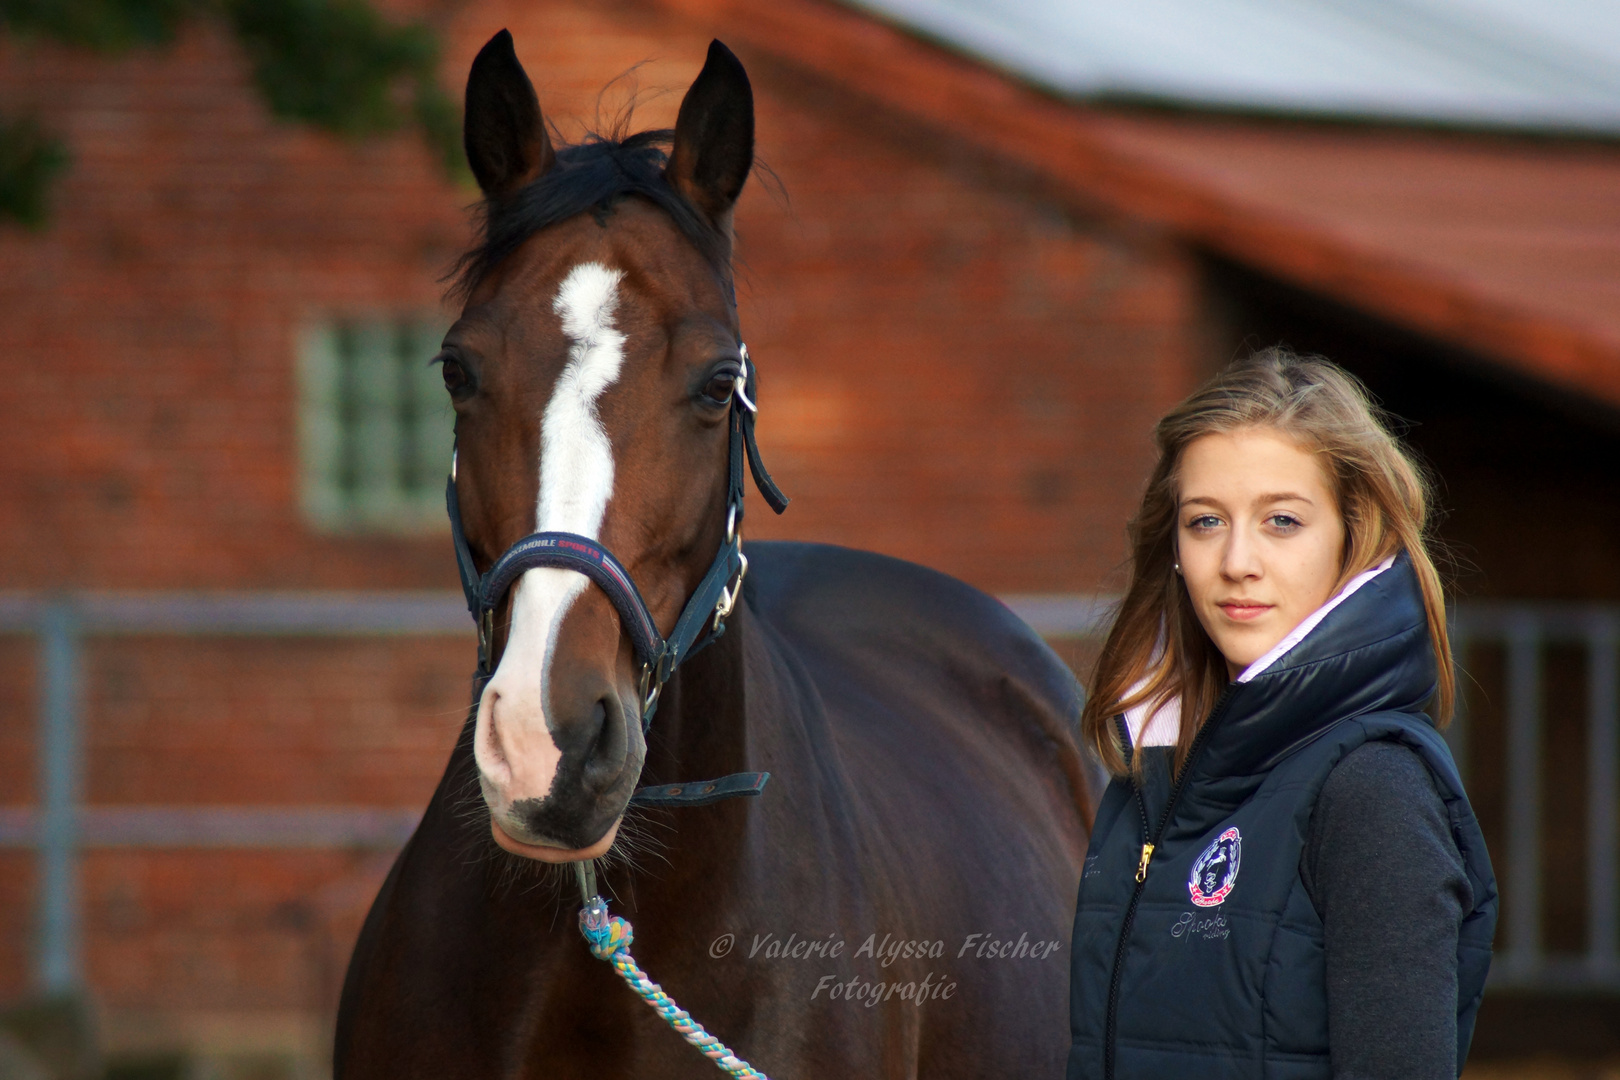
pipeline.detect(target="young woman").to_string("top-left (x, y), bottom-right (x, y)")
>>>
top-left (1067, 349), bottom-right (1498, 1080)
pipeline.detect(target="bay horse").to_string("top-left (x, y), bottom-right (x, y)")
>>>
top-left (335, 30), bottom-right (1091, 1079)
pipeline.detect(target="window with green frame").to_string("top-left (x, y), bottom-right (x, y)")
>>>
top-left (297, 316), bottom-right (454, 533)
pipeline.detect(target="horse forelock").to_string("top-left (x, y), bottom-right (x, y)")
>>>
top-left (447, 131), bottom-right (729, 305)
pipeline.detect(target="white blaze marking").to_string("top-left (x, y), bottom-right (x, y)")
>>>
top-left (540, 262), bottom-right (628, 537)
top-left (477, 262), bottom-right (626, 803)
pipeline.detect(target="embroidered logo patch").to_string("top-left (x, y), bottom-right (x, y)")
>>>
top-left (1188, 827), bottom-right (1242, 908)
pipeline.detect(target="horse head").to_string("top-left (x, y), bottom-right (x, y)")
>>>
top-left (442, 31), bottom-right (757, 863)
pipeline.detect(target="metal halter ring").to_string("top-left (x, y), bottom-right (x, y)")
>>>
top-left (638, 664), bottom-right (662, 721)
top-left (478, 608), bottom-right (495, 669)
top-left (735, 345), bottom-right (757, 413)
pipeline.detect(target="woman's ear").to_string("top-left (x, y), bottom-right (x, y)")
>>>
top-left (664, 40), bottom-right (754, 229)
top-left (463, 30), bottom-right (555, 199)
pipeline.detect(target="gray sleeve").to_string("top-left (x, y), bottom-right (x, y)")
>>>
top-left (1301, 740), bottom-right (1473, 1080)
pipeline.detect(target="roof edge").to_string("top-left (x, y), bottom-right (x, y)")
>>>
top-left (646, 0), bottom-right (1620, 410)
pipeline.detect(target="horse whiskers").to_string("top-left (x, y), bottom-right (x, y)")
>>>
top-left (602, 809), bottom-right (674, 879)
top-left (435, 736), bottom-right (683, 910)
top-left (448, 778), bottom-right (493, 836)
top-left (444, 783), bottom-right (665, 908)
top-left (476, 823), bottom-right (571, 900)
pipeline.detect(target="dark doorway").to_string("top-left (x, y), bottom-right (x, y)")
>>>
top-left (1200, 254), bottom-right (1620, 603)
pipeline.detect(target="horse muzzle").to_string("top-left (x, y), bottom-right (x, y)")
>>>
top-left (474, 651), bottom-right (643, 861)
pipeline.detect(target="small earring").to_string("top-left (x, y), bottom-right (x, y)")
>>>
top-left (1174, 562), bottom-right (1182, 575)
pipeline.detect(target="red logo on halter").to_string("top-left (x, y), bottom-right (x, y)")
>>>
top-left (1188, 827), bottom-right (1242, 908)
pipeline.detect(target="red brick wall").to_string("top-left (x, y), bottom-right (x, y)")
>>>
top-left (0, 20), bottom-right (464, 592)
top-left (0, 637), bottom-right (471, 1013)
top-left (0, 0), bottom-right (1195, 595)
top-left (0, 0), bottom-right (1197, 1039)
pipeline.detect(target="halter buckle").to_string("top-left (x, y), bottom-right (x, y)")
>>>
top-left (712, 550), bottom-right (749, 632)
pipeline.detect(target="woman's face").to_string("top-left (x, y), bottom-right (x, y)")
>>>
top-left (1176, 427), bottom-right (1345, 678)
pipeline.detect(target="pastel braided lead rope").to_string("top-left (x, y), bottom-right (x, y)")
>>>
top-left (578, 895), bottom-right (771, 1080)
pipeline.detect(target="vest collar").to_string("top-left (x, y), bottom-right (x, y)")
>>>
top-left (1233, 553), bottom-right (1395, 683)
top-left (1189, 549), bottom-right (1439, 780)
top-left (1125, 554), bottom-right (1398, 749)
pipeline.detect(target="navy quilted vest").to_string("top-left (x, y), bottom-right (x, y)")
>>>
top-left (1066, 555), bottom-right (1498, 1079)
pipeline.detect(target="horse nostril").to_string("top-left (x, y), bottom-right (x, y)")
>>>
top-left (586, 698), bottom-right (607, 749)
top-left (581, 695), bottom-right (627, 790)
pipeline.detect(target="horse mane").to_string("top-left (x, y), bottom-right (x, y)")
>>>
top-left (447, 128), bottom-right (729, 301)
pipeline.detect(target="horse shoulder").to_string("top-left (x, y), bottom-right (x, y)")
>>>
top-left (742, 541), bottom-right (1091, 822)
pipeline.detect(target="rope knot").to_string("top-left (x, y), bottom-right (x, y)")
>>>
top-left (579, 898), bottom-right (633, 960)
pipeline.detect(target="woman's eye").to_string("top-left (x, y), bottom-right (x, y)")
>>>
top-left (1188, 515), bottom-right (1222, 530)
top-left (701, 370), bottom-right (739, 406)
top-left (1268, 514), bottom-right (1302, 530)
top-left (439, 356), bottom-right (472, 397)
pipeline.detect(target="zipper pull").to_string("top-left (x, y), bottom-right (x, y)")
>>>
top-left (1135, 842), bottom-right (1155, 883)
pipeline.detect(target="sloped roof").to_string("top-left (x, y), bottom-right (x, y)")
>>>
top-left (653, 0), bottom-right (1620, 411)
top-left (848, 0), bottom-right (1620, 134)
top-left (1065, 111), bottom-right (1620, 407)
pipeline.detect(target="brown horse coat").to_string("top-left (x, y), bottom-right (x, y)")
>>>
top-left (336, 543), bottom-right (1089, 1077)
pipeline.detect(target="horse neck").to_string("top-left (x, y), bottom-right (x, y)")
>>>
top-left (641, 597), bottom-right (757, 789)
top-left (610, 598), bottom-right (765, 901)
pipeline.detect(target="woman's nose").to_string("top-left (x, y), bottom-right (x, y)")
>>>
top-left (1221, 527), bottom-right (1263, 580)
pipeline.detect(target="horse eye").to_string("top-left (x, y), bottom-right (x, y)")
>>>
top-left (701, 371), bottom-right (738, 406)
top-left (440, 357), bottom-right (471, 397)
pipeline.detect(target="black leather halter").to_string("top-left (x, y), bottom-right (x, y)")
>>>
top-left (446, 346), bottom-right (787, 808)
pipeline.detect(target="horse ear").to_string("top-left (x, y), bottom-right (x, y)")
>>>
top-left (463, 30), bottom-right (555, 198)
top-left (664, 40), bottom-right (754, 226)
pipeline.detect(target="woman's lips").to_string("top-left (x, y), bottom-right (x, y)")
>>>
top-left (1218, 602), bottom-right (1273, 622)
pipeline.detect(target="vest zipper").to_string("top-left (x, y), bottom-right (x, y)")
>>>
top-left (1102, 685), bottom-right (1237, 1080)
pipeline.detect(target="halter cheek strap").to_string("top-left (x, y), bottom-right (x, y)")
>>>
top-left (447, 348), bottom-right (787, 808)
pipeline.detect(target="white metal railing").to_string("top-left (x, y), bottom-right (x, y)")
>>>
top-left (1451, 604), bottom-right (1620, 989)
top-left (3, 592), bottom-right (1616, 995)
top-left (0, 592), bottom-right (467, 993)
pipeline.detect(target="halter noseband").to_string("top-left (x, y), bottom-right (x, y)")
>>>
top-left (446, 345), bottom-right (788, 742)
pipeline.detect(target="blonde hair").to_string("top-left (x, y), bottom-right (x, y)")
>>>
top-left (1083, 347), bottom-right (1452, 778)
